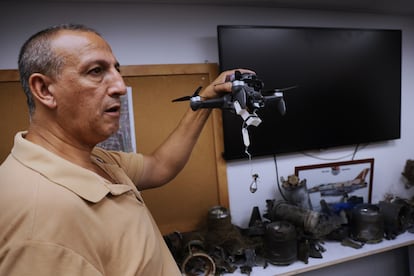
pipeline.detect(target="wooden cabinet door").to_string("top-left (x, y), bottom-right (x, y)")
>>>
top-left (0, 64), bottom-right (229, 234)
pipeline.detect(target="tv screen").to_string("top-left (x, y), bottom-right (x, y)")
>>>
top-left (217, 25), bottom-right (401, 160)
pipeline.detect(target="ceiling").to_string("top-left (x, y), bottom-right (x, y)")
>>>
top-left (39, 0), bottom-right (414, 16)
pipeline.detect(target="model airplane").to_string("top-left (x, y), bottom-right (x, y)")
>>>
top-left (307, 168), bottom-right (370, 197)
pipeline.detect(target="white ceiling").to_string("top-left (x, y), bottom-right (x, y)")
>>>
top-left (37, 0), bottom-right (414, 16)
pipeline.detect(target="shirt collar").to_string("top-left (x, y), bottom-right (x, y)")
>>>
top-left (11, 131), bottom-right (134, 203)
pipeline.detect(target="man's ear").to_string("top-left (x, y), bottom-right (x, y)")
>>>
top-left (28, 73), bottom-right (57, 109)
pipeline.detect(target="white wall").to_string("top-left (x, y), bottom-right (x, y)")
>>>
top-left (1, 2), bottom-right (414, 227)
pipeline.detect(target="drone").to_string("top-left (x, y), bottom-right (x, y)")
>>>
top-left (173, 71), bottom-right (292, 129)
top-left (173, 70), bottom-right (295, 193)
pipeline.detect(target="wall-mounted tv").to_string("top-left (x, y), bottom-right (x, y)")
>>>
top-left (217, 25), bottom-right (401, 160)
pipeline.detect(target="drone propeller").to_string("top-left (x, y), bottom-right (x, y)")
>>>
top-left (172, 86), bottom-right (202, 102)
top-left (261, 85), bottom-right (298, 96)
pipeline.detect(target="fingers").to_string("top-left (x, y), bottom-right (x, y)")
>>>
top-left (221, 68), bottom-right (256, 83)
top-left (212, 81), bottom-right (232, 94)
top-left (213, 68), bottom-right (256, 93)
top-left (199, 68), bottom-right (255, 99)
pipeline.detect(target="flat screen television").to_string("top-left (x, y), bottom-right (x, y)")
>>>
top-left (217, 25), bottom-right (401, 160)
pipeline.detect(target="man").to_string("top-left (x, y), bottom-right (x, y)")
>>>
top-left (0, 24), bottom-right (253, 275)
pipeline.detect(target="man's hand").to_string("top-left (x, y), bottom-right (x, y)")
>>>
top-left (198, 69), bottom-right (256, 99)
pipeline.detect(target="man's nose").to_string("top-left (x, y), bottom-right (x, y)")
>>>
top-left (108, 69), bottom-right (127, 96)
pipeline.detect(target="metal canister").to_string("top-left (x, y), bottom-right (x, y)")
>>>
top-left (264, 221), bottom-right (297, 265)
top-left (205, 206), bottom-right (246, 256)
top-left (207, 206), bottom-right (232, 231)
top-left (350, 204), bottom-right (384, 243)
top-left (378, 200), bottom-right (410, 239)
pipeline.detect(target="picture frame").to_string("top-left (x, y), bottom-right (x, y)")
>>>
top-left (97, 86), bottom-right (137, 153)
top-left (294, 158), bottom-right (374, 211)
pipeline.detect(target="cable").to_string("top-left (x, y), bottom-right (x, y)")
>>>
top-left (273, 154), bottom-right (288, 201)
top-left (351, 144), bottom-right (360, 160)
top-left (300, 143), bottom-right (369, 162)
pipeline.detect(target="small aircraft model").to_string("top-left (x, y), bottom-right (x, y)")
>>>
top-left (307, 168), bottom-right (370, 197)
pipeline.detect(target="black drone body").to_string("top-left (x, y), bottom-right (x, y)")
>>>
top-left (172, 70), bottom-right (288, 117)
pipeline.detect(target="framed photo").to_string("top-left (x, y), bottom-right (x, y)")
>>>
top-left (295, 158), bottom-right (374, 211)
top-left (97, 86), bottom-right (137, 153)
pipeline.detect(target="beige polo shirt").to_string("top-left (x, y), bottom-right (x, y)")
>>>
top-left (0, 132), bottom-right (181, 276)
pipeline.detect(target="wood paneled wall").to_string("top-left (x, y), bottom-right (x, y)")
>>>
top-left (0, 63), bottom-right (229, 234)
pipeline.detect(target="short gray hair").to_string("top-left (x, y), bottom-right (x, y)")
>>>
top-left (18, 24), bottom-right (101, 116)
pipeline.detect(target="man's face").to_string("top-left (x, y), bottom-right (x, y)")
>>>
top-left (48, 30), bottom-right (126, 147)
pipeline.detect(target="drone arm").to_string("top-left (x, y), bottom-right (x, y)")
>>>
top-left (263, 91), bottom-right (284, 101)
top-left (263, 91), bottom-right (287, 115)
top-left (190, 95), bottom-right (231, 111)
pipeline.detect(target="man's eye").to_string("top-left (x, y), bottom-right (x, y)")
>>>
top-left (89, 67), bottom-right (103, 75)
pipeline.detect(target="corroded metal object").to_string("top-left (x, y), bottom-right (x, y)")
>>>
top-left (402, 159), bottom-right (414, 187)
top-left (268, 201), bottom-right (320, 233)
top-left (350, 204), bottom-right (384, 243)
top-left (205, 206), bottom-right (245, 256)
top-left (266, 200), bottom-right (342, 238)
top-left (264, 221), bottom-right (297, 265)
top-left (281, 175), bottom-right (313, 210)
top-left (181, 240), bottom-right (216, 276)
top-left (379, 200), bottom-right (411, 239)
